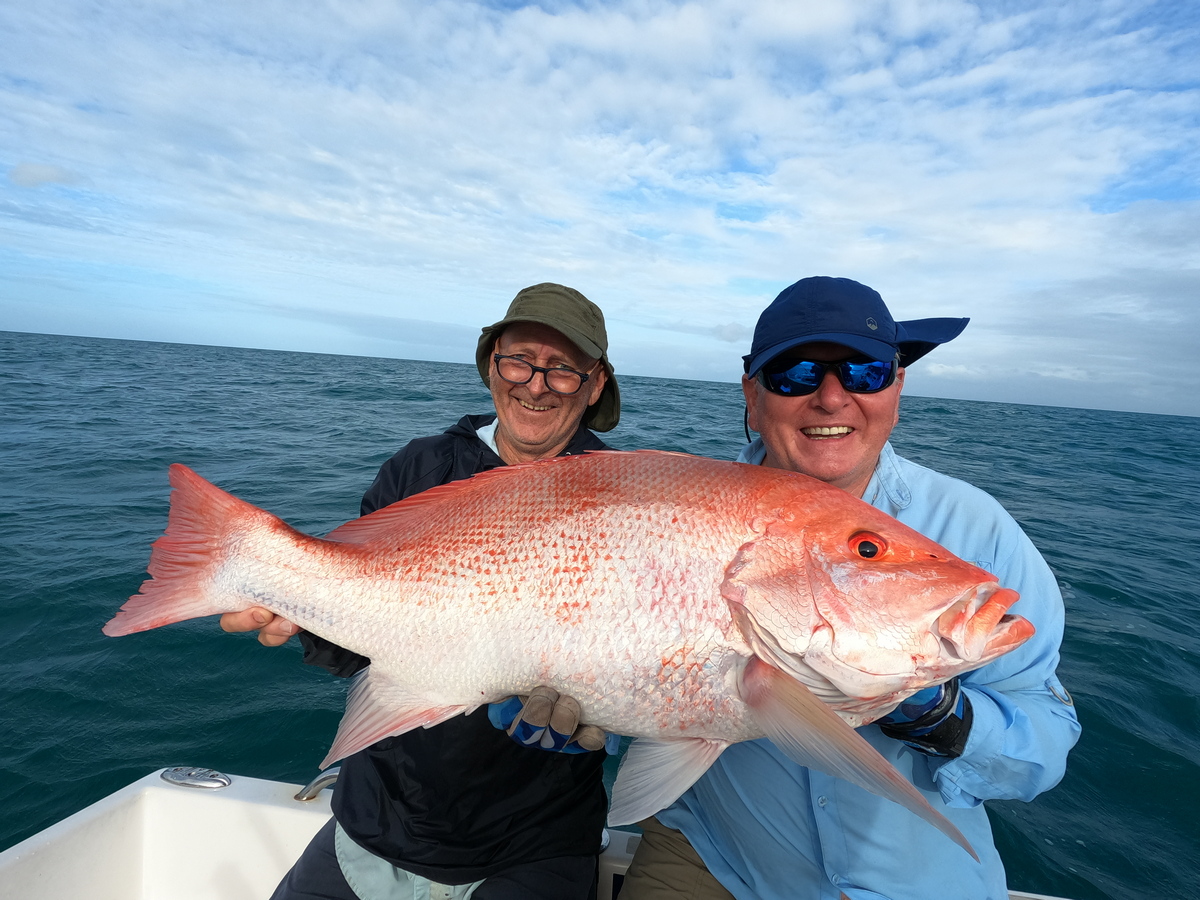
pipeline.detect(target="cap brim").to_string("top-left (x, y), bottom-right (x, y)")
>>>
top-left (895, 317), bottom-right (969, 366)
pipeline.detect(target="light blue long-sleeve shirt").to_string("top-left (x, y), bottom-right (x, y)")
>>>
top-left (657, 441), bottom-right (1081, 900)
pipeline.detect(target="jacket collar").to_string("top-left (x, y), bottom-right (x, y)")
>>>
top-left (449, 413), bottom-right (609, 462)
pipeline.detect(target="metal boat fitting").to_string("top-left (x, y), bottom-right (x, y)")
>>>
top-left (160, 767), bottom-right (233, 790)
top-left (294, 767), bottom-right (341, 801)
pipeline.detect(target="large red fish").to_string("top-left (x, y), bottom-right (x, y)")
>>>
top-left (104, 450), bottom-right (1033, 859)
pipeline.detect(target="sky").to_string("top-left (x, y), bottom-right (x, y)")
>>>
top-left (2, 0), bottom-right (1198, 417)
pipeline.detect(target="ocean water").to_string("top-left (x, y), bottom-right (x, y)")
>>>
top-left (1, 330), bottom-right (1198, 899)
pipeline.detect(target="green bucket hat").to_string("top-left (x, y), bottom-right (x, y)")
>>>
top-left (475, 283), bottom-right (621, 432)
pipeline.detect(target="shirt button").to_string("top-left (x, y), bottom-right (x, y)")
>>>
top-left (817, 796), bottom-right (828, 807)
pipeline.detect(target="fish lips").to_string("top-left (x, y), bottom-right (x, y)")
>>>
top-left (933, 582), bottom-right (1034, 669)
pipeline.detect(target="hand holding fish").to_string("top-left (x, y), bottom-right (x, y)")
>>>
top-left (877, 677), bottom-right (970, 757)
top-left (488, 687), bottom-right (618, 754)
top-left (220, 606), bottom-right (301, 647)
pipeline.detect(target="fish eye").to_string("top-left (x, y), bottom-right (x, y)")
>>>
top-left (849, 532), bottom-right (887, 559)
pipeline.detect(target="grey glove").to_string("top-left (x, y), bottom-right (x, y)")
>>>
top-left (488, 686), bottom-right (618, 753)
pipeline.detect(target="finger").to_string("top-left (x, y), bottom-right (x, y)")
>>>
top-left (507, 686), bottom-right (559, 747)
top-left (518, 686), bottom-right (559, 729)
top-left (507, 716), bottom-right (548, 747)
top-left (570, 725), bottom-right (608, 752)
top-left (549, 694), bottom-right (581, 738)
top-left (539, 695), bottom-right (582, 750)
top-left (258, 618), bottom-right (300, 646)
top-left (219, 607), bottom-right (275, 633)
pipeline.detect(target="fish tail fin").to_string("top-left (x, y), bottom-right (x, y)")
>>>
top-left (103, 464), bottom-right (260, 636)
top-left (740, 656), bottom-right (979, 861)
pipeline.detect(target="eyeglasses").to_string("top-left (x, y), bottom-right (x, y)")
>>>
top-left (758, 356), bottom-right (897, 396)
top-left (493, 354), bottom-right (594, 395)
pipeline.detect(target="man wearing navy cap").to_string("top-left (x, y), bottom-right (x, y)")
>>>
top-left (621, 277), bottom-right (1081, 900)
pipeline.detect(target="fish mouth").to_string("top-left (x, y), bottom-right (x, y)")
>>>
top-left (934, 582), bottom-right (1034, 664)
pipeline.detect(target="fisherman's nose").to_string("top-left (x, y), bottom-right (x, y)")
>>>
top-left (811, 369), bottom-right (849, 408)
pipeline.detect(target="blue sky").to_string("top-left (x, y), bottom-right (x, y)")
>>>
top-left (2, 0), bottom-right (1198, 416)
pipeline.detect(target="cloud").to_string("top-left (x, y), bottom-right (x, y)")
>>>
top-left (641, 319), bottom-right (753, 344)
top-left (8, 163), bottom-right (81, 187)
top-left (1, 0), bottom-right (1198, 416)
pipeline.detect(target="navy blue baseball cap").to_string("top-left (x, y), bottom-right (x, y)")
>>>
top-left (742, 276), bottom-right (969, 375)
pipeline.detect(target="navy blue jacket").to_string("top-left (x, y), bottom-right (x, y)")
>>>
top-left (301, 414), bottom-right (613, 882)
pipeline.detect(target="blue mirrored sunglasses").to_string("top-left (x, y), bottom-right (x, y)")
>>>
top-left (758, 356), bottom-right (898, 396)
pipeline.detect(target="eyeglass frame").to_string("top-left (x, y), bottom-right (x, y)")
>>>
top-left (492, 353), bottom-right (595, 396)
top-left (756, 354), bottom-right (899, 397)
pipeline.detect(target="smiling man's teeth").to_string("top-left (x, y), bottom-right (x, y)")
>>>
top-left (803, 426), bottom-right (852, 437)
top-left (520, 400), bottom-right (553, 411)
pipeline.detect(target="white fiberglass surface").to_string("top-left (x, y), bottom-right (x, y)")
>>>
top-left (0, 770), bottom-right (332, 900)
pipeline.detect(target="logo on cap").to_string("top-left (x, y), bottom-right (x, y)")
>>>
top-left (866, 317), bottom-right (878, 331)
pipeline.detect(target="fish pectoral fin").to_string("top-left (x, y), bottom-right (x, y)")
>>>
top-left (739, 656), bottom-right (979, 862)
top-left (606, 737), bottom-right (730, 827)
top-left (321, 668), bottom-right (467, 768)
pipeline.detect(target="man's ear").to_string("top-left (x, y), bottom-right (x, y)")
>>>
top-left (741, 375), bottom-right (761, 433)
top-left (587, 364), bottom-right (608, 406)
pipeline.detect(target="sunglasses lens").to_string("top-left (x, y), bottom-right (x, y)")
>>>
top-left (763, 360), bottom-right (823, 395)
top-left (841, 360), bottom-right (895, 392)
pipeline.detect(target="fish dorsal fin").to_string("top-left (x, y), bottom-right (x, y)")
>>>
top-left (324, 449), bottom-right (687, 545)
top-left (606, 737), bottom-right (730, 827)
top-left (325, 475), bottom-right (501, 545)
top-left (320, 668), bottom-right (468, 768)
top-left (739, 656), bottom-right (978, 861)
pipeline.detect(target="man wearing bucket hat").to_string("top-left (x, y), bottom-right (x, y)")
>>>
top-left (224, 283), bottom-right (622, 899)
top-left (621, 277), bottom-right (1080, 900)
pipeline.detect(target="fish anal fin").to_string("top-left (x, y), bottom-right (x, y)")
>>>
top-left (739, 656), bottom-right (979, 862)
top-left (321, 668), bottom-right (467, 768)
top-left (607, 738), bottom-right (730, 827)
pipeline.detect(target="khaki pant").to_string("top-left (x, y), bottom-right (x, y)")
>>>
top-left (618, 817), bottom-right (734, 900)
top-left (618, 817), bottom-right (851, 900)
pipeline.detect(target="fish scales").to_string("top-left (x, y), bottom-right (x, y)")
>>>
top-left (318, 452), bottom-right (762, 740)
